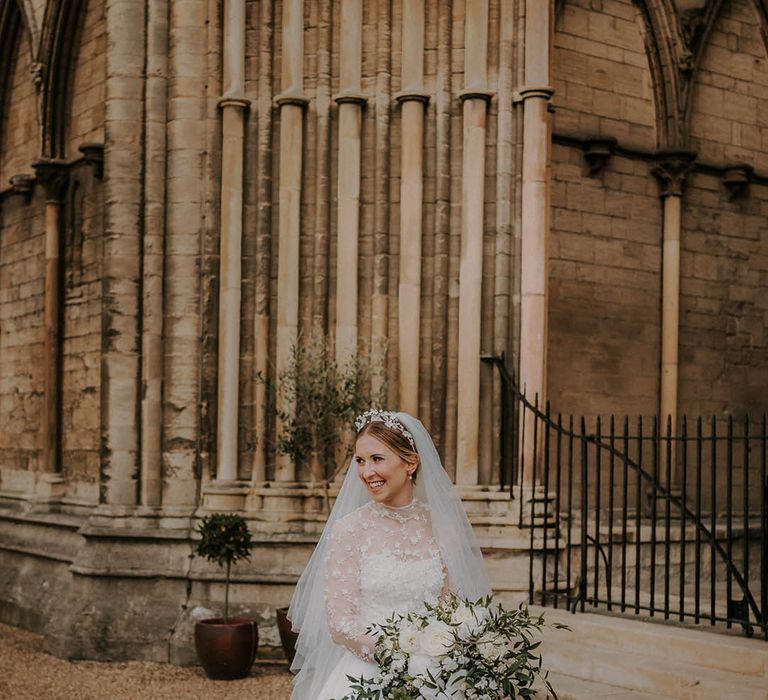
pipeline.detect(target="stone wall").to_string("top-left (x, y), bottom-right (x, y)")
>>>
top-left (680, 0), bottom-right (768, 417)
top-left (60, 161), bottom-right (102, 502)
top-left (0, 192), bottom-right (46, 476)
top-left (65, 0), bottom-right (105, 154)
top-left (549, 0), bottom-right (661, 418)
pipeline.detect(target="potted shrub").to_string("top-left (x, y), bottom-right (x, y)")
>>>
top-left (264, 339), bottom-right (383, 663)
top-left (194, 513), bottom-right (258, 680)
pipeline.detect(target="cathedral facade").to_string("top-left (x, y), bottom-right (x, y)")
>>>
top-left (1, 0), bottom-right (766, 661)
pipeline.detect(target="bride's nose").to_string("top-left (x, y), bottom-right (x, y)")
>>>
top-left (360, 461), bottom-right (376, 477)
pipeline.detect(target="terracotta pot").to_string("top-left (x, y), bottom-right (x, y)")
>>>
top-left (194, 617), bottom-right (258, 680)
top-left (276, 606), bottom-right (299, 664)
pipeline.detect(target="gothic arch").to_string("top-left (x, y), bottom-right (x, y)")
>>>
top-left (38, 0), bottom-right (87, 159)
top-left (630, 0), bottom-right (687, 148)
top-left (0, 0), bottom-right (35, 174)
top-left (0, 3), bottom-right (23, 120)
top-left (675, 0), bottom-right (730, 138)
top-left (757, 0), bottom-right (768, 43)
top-left (16, 0), bottom-right (37, 48)
top-left (682, 0), bottom-right (768, 142)
top-left (554, 0), bottom-right (685, 147)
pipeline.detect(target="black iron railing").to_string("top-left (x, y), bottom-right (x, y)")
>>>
top-left (484, 356), bottom-right (768, 640)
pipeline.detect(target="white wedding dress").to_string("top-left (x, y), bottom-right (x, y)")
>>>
top-left (318, 497), bottom-right (447, 700)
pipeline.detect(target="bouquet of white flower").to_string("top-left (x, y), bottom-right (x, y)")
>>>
top-left (335, 594), bottom-right (567, 700)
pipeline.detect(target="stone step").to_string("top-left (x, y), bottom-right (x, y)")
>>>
top-left (540, 671), bottom-right (675, 699)
top-left (541, 637), bottom-right (768, 699)
top-left (534, 606), bottom-right (768, 679)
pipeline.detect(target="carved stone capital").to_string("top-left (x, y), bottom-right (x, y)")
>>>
top-left (274, 92), bottom-right (310, 109)
top-left (9, 173), bottom-right (35, 204)
top-left (32, 159), bottom-right (69, 202)
top-left (512, 85), bottom-right (555, 104)
top-left (217, 96), bottom-right (251, 112)
top-left (722, 163), bottom-right (753, 200)
top-left (582, 136), bottom-right (617, 176)
top-left (78, 142), bottom-right (104, 180)
top-left (652, 149), bottom-right (697, 197)
top-left (458, 88), bottom-right (494, 104)
top-left (333, 90), bottom-right (368, 107)
top-left (394, 90), bottom-right (430, 106)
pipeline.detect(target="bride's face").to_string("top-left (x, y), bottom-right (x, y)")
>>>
top-left (355, 433), bottom-right (415, 508)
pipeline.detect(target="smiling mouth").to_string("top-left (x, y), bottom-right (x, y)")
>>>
top-left (367, 480), bottom-right (385, 489)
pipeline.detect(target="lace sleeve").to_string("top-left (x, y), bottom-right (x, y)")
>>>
top-left (324, 519), bottom-right (378, 661)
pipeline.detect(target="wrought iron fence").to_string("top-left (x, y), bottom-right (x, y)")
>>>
top-left (484, 355), bottom-right (768, 640)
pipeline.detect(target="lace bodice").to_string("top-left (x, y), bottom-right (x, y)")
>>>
top-left (324, 499), bottom-right (447, 660)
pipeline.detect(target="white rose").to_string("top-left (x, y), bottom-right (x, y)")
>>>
top-left (419, 620), bottom-right (455, 657)
top-left (452, 603), bottom-right (483, 639)
top-left (451, 603), bottom-right (475, 625)
top-left (398, 622), bottom-right (422, 654)
top-left (477, 632), bottom-right (504, 661)
top-left (473, 606), bottom-right (490, 626)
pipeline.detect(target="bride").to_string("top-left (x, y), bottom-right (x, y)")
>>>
top-left (287, 410), bottom-right (490, 699)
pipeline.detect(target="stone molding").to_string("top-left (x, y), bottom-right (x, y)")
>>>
top-left (77, 142), bottom-right (104, 180)
top-left (9, 173), bottom-right (35, 203)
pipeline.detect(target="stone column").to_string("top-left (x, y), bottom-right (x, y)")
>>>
top-left (334, 0), bottom-right (365, 367)
top-left (251, 0), bottom-right (274, 487)
top-left (100, 0), bottom-right (146, 507)
top-left (32, 159), bottom-right (68, 502)
top-left (455, 0), bottom-right (492, 485)
top-left (211, 0), bottom-right (249, 506)
top-left (396, 0), bottom-right (427, 415)
top-left (518, 0), bottom-right (553, 483)
top-left (486, 0), bottom-right (516, 486)
top-left (163, 0), bottom-right (207, 509)
top-left (652, 150), bottom-right (695, 473)
top-left (139, 0), bottom-right (168, 508)
top-left (274, 0), bottom-right (307, 482)
top-left (370, 1), bottom-right (392, 400)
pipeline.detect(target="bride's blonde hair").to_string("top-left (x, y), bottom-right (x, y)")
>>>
top-left (356, 421), bottom-right (420, 481)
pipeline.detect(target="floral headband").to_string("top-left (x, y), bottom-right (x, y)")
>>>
top-left (354, 409), bottom-right (416, 449)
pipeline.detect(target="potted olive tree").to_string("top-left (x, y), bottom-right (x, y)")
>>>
top-left (194, 513), bottom-right (258, 680)
top-left (266, 338), bottom-right (384, 663)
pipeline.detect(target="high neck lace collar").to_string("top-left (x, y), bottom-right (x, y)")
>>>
top-left (370, 497), bottom-right (422, 521)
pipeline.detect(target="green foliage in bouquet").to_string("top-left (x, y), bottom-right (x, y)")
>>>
top-left (337, 594), bottom-right (569, 700)
top-left (195, 513), bottom-right (254, 623)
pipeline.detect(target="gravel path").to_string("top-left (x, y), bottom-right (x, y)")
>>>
top-left (0, 622), bottom-right (294, 700)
